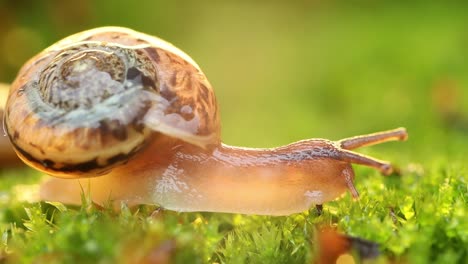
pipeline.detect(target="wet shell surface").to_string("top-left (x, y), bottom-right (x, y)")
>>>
top-left (5, 27), bottom-right (220, 178)
top-left (1, 83), bottom-right (21, 165)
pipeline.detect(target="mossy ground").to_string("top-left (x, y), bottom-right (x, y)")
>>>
top-left (0, 1), bottom-right (467, 263)
top-left (0, 159), bottom-right (466, 263)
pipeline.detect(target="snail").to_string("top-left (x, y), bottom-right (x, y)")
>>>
top-left (4, 27), bottom-right (408, 215)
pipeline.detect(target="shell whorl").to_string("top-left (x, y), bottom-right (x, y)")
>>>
top-left (38, 42), bottom-right (157, 111)
top-left (5, 27), bottom-right (220, 178)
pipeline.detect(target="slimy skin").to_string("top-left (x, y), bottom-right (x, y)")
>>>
top-left (4, 27), bottom-right (408, 215)
top-left (39, 128), bottom-right (407, 215)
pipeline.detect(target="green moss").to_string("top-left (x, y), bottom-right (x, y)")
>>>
top-left (0, 161), bottom-right (466, 263)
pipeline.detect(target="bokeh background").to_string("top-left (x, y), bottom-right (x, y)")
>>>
top-left (1, 0), bottom-right (467, 162)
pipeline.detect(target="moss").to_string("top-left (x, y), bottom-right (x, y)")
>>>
top-left (0, 162), bottom-right (466, 263)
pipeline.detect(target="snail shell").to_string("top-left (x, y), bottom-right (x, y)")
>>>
top-left (1, 83), bottom-right (21, 166)
top-left (5, 27), bottom-right (219, 178)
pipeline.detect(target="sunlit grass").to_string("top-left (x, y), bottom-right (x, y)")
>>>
top-left (0, 161), bottom-right (466, 263)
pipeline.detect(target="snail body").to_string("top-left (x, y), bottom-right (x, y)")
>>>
top-left (5, 27), bottom-right (407, 215)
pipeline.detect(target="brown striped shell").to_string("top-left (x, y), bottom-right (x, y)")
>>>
top-left (4, 27), bottom-right (220, 178)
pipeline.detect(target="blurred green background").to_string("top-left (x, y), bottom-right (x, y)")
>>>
top-left (1, 0), bottom-right (467, 160)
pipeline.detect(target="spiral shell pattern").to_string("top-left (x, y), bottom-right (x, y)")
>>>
top-left (5, 27), bottom-right (220, 178)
